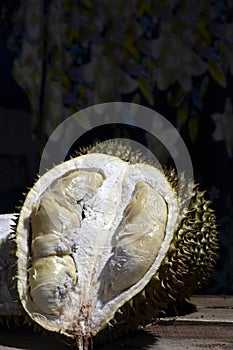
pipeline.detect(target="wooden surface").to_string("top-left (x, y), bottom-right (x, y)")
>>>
top-left (0, 296), bottom-right (233, 350)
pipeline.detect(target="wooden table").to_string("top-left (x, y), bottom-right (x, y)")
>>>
top-left (0, 296), bottom-right (233, 350)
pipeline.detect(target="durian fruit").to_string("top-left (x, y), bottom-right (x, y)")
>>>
top-left (15, 141), bottom-right (218, 350)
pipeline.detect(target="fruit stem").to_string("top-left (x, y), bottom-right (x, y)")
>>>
top-left (76, 335), bottom-right (93, 350)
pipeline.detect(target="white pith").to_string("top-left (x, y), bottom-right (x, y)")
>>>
top-left (16, 153), bottom-right (179, 338)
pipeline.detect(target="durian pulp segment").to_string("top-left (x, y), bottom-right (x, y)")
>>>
top-left (16, 154), bottom-right (179, 339)
top-left (102, 181), bottom-right (168, 299)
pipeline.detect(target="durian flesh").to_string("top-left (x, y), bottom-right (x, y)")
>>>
top-left (16, 149), bottom-right (218, 349)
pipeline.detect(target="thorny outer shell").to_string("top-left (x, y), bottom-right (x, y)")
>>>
top-left (16, 153), bottom-right (179, 343)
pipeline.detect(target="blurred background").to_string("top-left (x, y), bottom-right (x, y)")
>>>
top-left (0, 0), bottom-right (232, 294)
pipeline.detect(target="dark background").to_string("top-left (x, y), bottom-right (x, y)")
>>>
top-left (0, 0), bottom-right (233, 294)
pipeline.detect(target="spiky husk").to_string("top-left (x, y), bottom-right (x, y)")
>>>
top-left (76, 140), bottom-right (149, 164)
top-left (12, 140), bottom-right (218, 348)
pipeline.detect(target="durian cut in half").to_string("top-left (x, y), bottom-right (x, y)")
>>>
top-left (16, 145), bottom-right (218, 350)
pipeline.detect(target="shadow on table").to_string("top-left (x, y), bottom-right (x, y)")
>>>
top-left (0, 323), bottom-right (69, 350)
top-left (0, 323), bottom-right (156, 350)
top-left (0, 299), bottom-right (196, 349)
top-left (96, 330), bottom-right (156, 349)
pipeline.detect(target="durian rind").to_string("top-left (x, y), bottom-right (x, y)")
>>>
top-left (14, 141), bottom-right (218, 348)
top-left (16, 152), bottom-right (179, 341)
